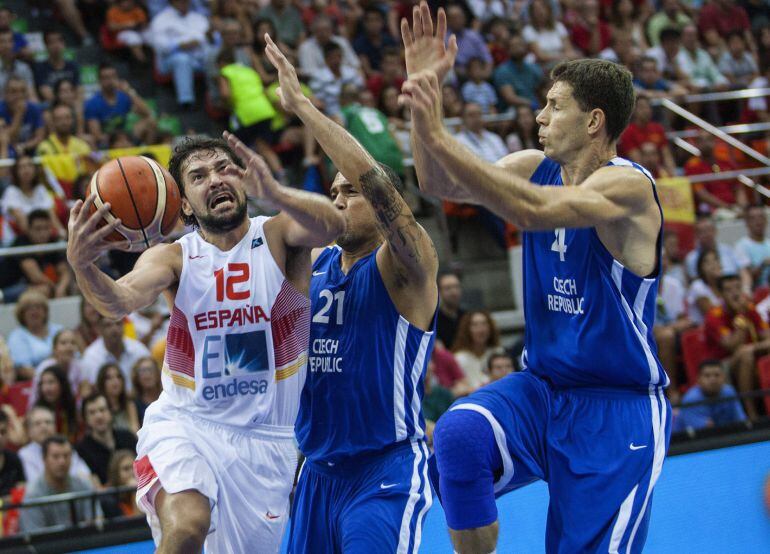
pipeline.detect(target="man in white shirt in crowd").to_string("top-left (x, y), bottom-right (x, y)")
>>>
top-left (298, 15), bottom-right (360, 78)
top-left (685, 217), bottom-right (751, 290)
top-left (736, 205), bottom-right (770, 288)
top-left (81, 316), bottom-right (150, 391)
top-left (18, 406), bottom-right (93, 485)
top-left (676, 24), bottom-right (729, 93)
top-left (454, 103), bottom-right (508, 163)
top-left (149, 0), bottom-right (210, 107)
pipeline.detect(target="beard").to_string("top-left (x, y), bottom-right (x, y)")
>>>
top-left (195, 198), bottom-right (248, 233)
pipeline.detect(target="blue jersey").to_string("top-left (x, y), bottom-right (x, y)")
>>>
top-left (295, 246), bottom-right (436, 464)
top-left (522, 156), bottom-right (668, 390)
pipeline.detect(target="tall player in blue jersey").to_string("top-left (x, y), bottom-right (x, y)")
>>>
top-left (262, 36), bottom-right (439, 553)
top-left (400, 4), bottom-right (670, 553)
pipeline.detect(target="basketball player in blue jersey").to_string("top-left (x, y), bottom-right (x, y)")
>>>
top-left (262, 36), bottom-right (439, 553)
top-left (399, 4), bottom-right (670, 553)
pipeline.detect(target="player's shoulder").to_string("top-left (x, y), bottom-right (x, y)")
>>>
top-left (495, 149), bottom-right (545, 179)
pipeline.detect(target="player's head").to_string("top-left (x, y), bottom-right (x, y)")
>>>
top-left (537, 59), bottom-right (635, 162)
top-left (487, 352), bottom-right (515, 382)
top-left (81, 393), bottom-right (113, 434)
top-left (168, 136), bottom-right (247, 232)
top-left (42, 435), bottom-right (72, 481)
top-left (696, 248), bottom-right (722, 282)
top-left (697, 359), bottom-right (726, 397)
top-left (717, 274), bottom-right (744, 313)
top-left (330, 164), bottom-right (404, 252)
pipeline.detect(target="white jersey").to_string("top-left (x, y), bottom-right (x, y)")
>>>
top-left (160, 216), bottom-right (309, 429)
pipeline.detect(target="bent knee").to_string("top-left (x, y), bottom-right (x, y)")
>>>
top-left (434, 409), bottom-right (500, 481)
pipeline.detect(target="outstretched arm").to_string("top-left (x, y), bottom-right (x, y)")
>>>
top-left (402, 71), bottom-right (653, 230)
top-left (223, 131), bottom-right (345, 249)
top-left (67, 196), bottom-right (179, 319)
top-left (265, 35), bottom-right (437, 284)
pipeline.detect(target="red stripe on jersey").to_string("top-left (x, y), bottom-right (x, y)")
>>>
top-left (165, 306), bottom-right (195, 378)
top-left (271, 280), bottom-right (310, 367)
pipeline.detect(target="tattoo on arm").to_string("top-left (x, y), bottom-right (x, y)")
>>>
top-left (358, 166), bottom-right (437, 284)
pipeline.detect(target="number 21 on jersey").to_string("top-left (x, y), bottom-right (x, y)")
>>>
top-left (313, 289), bottom-right (345, 325)
top-left (551, 228), bottom-right (567, 261)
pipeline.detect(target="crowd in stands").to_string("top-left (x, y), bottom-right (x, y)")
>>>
top-left (0, 0), bottom-right (769, 537)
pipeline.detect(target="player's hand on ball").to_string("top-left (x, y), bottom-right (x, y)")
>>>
top-left (66, 195), bottom-right (130, 269)
top-left (400, 70), bottom-right (444, 141)
top-left (401, 1), bottom-right (458, 83)
top-left (223, 131), bottom-right (282, 205)
top-left (264, 34), bottom-right (307, 114)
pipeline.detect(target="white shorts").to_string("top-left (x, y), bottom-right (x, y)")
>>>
top-left (134, 400), bottom-right (298, 553)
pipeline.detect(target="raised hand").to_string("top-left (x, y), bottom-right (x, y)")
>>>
top-left (263, 34), bottom-right (308, 114)
top-left (400, 70), bottom-right (445, 143)
top-left (401, 1), bottom-right (458, 83)
top-left (223, 131), bottom-right (281, 205)
top-left (66, 195), bottom-right (130, 269)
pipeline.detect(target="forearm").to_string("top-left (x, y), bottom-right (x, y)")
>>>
top-left (427, 130), bottom-right (547, 226)
top-left (294, 98), bottom-right (377, 180)
top-left (73, 263), bottom-right (134, 319)
top-left (411, 127), bottom-right (474, 202)
top-left (270, 184), bottom-right (344, 245)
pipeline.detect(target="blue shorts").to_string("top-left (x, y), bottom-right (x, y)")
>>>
top-left (287, 440), bottom-right (432, 554)
top-left (430, 371), bottom-right (671, 554)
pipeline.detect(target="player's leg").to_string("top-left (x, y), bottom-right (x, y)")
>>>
top-left (155, 488), bottom-right (210, 554)
top-left (287, 460), bottom-right (339, 553)
top-left (544, 388), bottom-right (672, 554)
top-left (431, 372), bottom-right (550, 554)
top-left (338, 440), bottom-right (432, 553)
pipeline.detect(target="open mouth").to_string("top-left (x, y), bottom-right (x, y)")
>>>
top-left (209, 192), bottom-right (235, 209)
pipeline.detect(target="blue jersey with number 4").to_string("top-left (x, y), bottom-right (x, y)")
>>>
top-left (522, 156), bottom-right (668, 390)
top-left (295, 246), bottom-right (436, 464)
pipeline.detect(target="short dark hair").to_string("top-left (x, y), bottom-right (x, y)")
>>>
top-left (550, 59), bottom-right (635, 142)
top-left (98, 62), bottom-right (116, 76)
top-left (42, 435), bottom-right (70, 459)
top-left (43, 29), bottom-right (64, 43)
top-left (698, 359), bottom-right (723, 374)
top-left (81, 392), bottom-right (107, 422)
top-left (438, 269), bottom-right (461, 285)
top-left (487, 352), bottom-right (513, 370)
top-left (717, 273), bottom-right (740, 291)
top-left (725, 29), bottom-right (745, 43)
top-left (168, 136), bottom-right (243, 227)
top-left (659, 27), bottom-right (682, 43)
top-left (27, 209), bottom-right (51, 225)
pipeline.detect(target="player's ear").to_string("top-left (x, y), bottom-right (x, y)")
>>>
top-left (181, 198), bottom-right (193, 218)
top-left (587, 108), bottom-right (605, 137)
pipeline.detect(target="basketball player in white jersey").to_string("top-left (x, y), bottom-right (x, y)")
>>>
top-left (66, 134), bottom-right (345, 553)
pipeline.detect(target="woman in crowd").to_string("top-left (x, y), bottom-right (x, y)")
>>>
top-left (522, 0), bottom-right (576, 70)
top-left (609, 0), bottom-right (649, 51)
top-left (34, 366), bottom-right (79, 442)
top-left (506, 105), bottom-right (540, 152)
top-left (101, 449), bottom-right (138, 518)
top-left (96, 363), bottom-right (139, 435)
top-left (32, 329), bottom-right (86, 404)
top-left (131, 357), bottom-right (161, 426)
top-left (687, 248), bottom-right (723, 325)
top-left (6, 290), bottom-right (63, 377)
top-left (451, 310), bottom-right (503, 392)
top-left (0, 155), bottom-right (66, 237)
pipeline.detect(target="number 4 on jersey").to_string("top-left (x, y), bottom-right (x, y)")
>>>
top-left (551, 228), bottom-right (567, 261)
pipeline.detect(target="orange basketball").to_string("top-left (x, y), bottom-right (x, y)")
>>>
top-left (88, 156), bottom-right (182, 252)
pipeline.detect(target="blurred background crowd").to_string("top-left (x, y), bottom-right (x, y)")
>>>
top-left (0, 0), bottom-right (769, 537)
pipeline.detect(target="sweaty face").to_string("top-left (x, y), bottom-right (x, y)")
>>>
top-left (536, 82), bottom-right (593, 163)
top-left (329, 174), bottom-right (379, 252)
top-left (181, 149), bottom-right (247, 232)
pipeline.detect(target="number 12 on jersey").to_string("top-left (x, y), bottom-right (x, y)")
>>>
top-left (313, 289), bottom-right (345, 325)
top-left (551, 228), bottom-right (567, 261)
